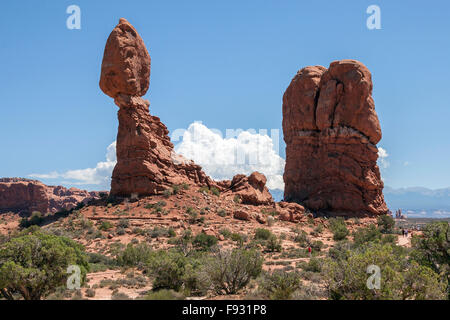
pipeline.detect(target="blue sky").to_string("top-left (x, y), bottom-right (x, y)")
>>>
top-left (0, 0), bottom-right (449, 191)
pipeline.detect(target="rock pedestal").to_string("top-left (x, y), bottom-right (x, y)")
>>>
top-left (282, 60), bottom-right (388, 215)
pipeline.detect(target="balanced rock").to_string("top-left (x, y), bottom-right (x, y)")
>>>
top-left (100, 18), bottom-right (150, 98)
top-left (100, 19), bottom-right (212, 197)
top-left (282, 60), bottom-right (387, 215)
top-left (0, 178), bottom-right (103, 214)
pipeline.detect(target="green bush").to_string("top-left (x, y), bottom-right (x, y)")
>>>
top-left (118, 219), bottom-right (130, 229)
top-left (146, 250), bottom-right (188, 291)
top-left (171, 185), bottom-right (181, 195)
top-left (0, 227), bottom-right (89, 300)
top-left (381, 234), bottom-right (397, 244)
top-left (265, 234), bottom-right (282, 252)
top-left (86, 288), bottom-right (96, 298)
top-left (329, 217), bottom-right (349, 241)
top-left (255, 228), bottom-right (272, 240)
top-left (231, 233), bottom-right (247, 246)
top-left (87, 252), bottom-right (117, 272)
top-left (193, 233), bottom-right (218, 251)
top-left (377, 215), bottom-right (395, 234)
top-left (98, 221), bottom-right (114, 231)
top-left (258, 270), bottom-right (301, 299)
top-left (293, 229), bottom-right (309, 247)
top-left (202, 248), bottom-right (263, 295)
top-left (411, 221), bottom-right (449, 298)
top-left (19, 211), bottom-right (44, 228)
top-left (168, 227), bottom-right (176, 238)
top-left (303, 257), bottom-right (322, 273)
top-left (111, 292), bottom-right (131, 300)
top-left (217, 209), bottom-right (227, 217)
top-left (181, 183), bottom-right (190, 190)
top-left (219, 228), bottom-right (232, 239)
top-left (353, 224), bottom-right (382, 246)
top-left (116, 243), bottom-right (153, 268)
top-left (163, 189), bottom-right (172, 198)
top-left (322, 242), bottom-right (447, 300)
top-left (210, 187), bottom-right (220, 196)
top-left (145, 289), bottom-right (185, 300)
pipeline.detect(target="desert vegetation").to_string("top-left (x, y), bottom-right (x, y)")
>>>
top-left (1, 206), bottom-right (447, 300)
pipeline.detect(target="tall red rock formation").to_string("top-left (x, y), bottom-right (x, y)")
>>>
top-left (100, 19), bottom-right (212, 197)
top-left (0, 178), bottom-right (103, 214)
top-left (282, 60), bottom-right (387, 215)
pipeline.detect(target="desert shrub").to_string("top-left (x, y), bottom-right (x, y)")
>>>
top-left (303, 257), bottom-right (322, 273)
top-left (217, 209), bottom-right (227, 217)
top-left (171, 185), bottom-right (180, 195)
top-left (231, 233), bottom-right (247, 246)
top-left (156, 201), bottom-right (167, 207)
top-left (322, 242), bottom-right (447, 300)
top-left (219, 228), bottom-right (232, 239)
top-left (193, 233), bottom-right (218, 251)
top-left (144, 203), bottom-right (155, 209)
top-left (210, 187), bottom-right (220, 196)
top-left (116, 243), bottom-right (153, 268)
top-left (181, 183), bottom-right (189, 190)
top-left (98, 221), bottom-right (113, 231)
top-left (0, 226), bottom-right (89, 300)
top-left (117, 219), bottom-right (130, 229)
top-left (411, 221), bottom-right (450, 298)
top-left (181, 257), bottom-right (210, 296)
top-left (377, 215), bottom-right (395, 234)
top-left (311, 224), bottom-right (324, 236)
top-left (149, 226), bottom-right (170, 239)
top-left (293, 229), bottom-right (309, 247)
top-left (201, 248), bottom-right (263, 295)
top-left (146, 250), bottom-right (188, 291)
top-left (85, 288), bottom-right (96, 298)
top-left (163, 189), bottom-right (172, 198)
top-left (87, 252), bottom-right (117, 272)
top-left (168, 227), bottom-right (176, 238)
top-left (310, 240), bottom-right (324, 252)
top-left (19, 211), bottom-right (44, 228)
top-left (188, 211), bottom-right (199, 224)
top-left (258, 270), bottom-right (301, 299)
top-left (329, 217), bottom-right (349, 241)
top-left (145, 289), bottom-right (185, 300)
top-left (254, 228), bottom-right (272, 240)
top-left (353, 224), bottom-right (382, 246)
top-left (116, 227), bottom-right (126, 235)
top-left (173, 230), bottom-right (194, 255)
top-left (381, 234), bottom-right (397, 244)
top-left (111, 292), bottom-right (131, 300)
top-left (265, 234), bottom-right (282, 252)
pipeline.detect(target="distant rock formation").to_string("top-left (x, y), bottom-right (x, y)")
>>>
top-left (0, 178), bottom-right (104, 214)
top-left (282, 60), bottom-right (388, 215)
top-left (100, 18), bottom-right (212, 197)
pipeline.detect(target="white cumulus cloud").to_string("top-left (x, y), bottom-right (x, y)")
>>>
top-left (29, 141), bottom-right (116, 189)
top-left (28, 123), bottom-right (287, 191)
top-left (172, 122), bottom-right (285, 190)
top-left (377, 147), bottom-right (389, 169)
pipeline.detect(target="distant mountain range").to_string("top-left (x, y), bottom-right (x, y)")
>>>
top-left (269, 186), bottom-right (450, 218)
top-left (383, 186), bottom-right (450, 218)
